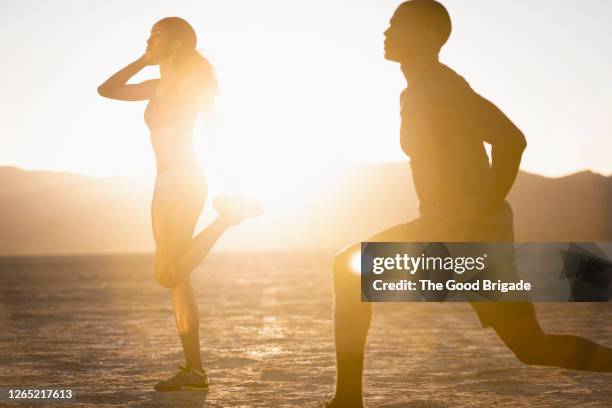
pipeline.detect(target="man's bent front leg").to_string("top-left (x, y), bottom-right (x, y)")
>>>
top-left (332, 243), bottom-right (371, 407)
top-left (331, 220), bottom-right (430, 406)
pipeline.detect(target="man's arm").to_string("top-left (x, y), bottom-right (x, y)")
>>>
top-left (471, 94), bottom-right (527, 213)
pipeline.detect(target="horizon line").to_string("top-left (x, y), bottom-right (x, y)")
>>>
top-left (0, 162), bottom-right (610, 180)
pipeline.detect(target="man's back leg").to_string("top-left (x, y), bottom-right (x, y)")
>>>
top-left (487, 306), bottom-right (612, 372)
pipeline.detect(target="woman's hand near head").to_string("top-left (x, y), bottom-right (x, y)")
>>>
top-left (97, 56), bottom-right (159, 101)
top-left (139, 52), bottom-right (159, 67)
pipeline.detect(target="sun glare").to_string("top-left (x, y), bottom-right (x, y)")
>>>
top-left (189, 80), bottom-right (345, 211)
top-left (350, 251), bottom-right (362, 275)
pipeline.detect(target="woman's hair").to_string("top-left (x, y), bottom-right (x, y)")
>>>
top-left (156, 17), bottom-right (218, 118)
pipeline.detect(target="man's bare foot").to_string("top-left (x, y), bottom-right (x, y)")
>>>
top-left (213, 194), bottom-right (264, 226)
top-left (323, 396), bottom-right (364, 408)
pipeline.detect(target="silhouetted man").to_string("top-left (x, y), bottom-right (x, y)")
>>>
top-left (326, 1), bottom-right (612, 407)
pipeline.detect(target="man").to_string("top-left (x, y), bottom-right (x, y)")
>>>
top-left (326, 1), bottom-right (612, 407)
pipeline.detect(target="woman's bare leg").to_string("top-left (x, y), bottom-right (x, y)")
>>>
top-left (176, 217), bottom-right (231, 283)
top-left (172, 195), bottom-right (263, 285)
top-left (153, 195), bottom-right (206, 370)
top-left (155, 217), bottom-right (230, 288)
top-left (153, 189), bottom-right (225, 287)
top-left (171, 278), bottom-right (203, 371)
top-left (153, 192), bottom-right (262, 375)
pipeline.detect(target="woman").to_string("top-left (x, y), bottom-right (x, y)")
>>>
top-left (98, 17), bottom-right (262, 391)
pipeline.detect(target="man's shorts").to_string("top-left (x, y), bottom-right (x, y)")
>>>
top-left (369, 196), bottom-right (535, 328)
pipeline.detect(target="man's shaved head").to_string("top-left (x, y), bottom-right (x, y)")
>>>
top-left (384, 0), bottom-right (452, 63)
top-left (395, 0), bottom-right (452, 49)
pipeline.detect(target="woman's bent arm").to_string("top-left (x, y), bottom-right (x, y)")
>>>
top-left (98, 55), bottom-right (158, 101)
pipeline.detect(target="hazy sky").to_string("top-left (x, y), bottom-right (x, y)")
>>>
top-left (1, 0), bottom-right (611, 180)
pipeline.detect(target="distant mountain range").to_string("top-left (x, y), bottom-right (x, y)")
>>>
top-left (0, 164), bottom-right (610, 256)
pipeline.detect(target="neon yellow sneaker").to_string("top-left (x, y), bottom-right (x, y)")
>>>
top-left (154, 362), bottom-right (209, 391)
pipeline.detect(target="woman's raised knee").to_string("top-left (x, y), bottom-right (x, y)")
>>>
top-left (155, 263), bottom-right (180, 288)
